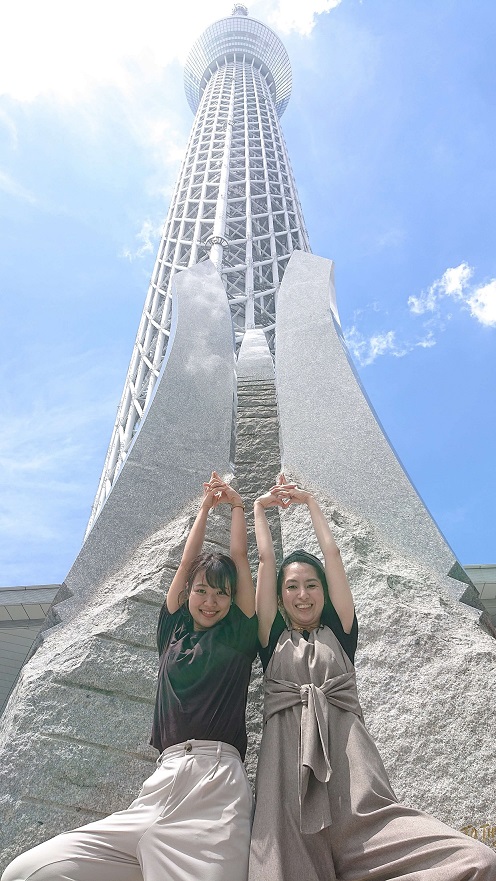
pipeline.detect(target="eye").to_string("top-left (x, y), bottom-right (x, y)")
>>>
top-left (285, 584), bottom-right (298, 590)
top-left (194, 587), bottom-right (206, 594)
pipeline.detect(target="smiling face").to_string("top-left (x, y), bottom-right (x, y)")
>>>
top-left (188, 569), bottom-right (232, 631)
top-left (280, 561), bottom-right (325, 631)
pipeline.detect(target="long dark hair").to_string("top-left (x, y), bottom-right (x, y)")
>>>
top-left (178, 552), bottom-right (238, 610)
top-left (277, 549), bottom-right (331, 611)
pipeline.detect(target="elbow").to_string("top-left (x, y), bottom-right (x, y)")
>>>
top-left (230, 544), bottom-right (250, 569)
top-left (258, 549), bottom-right (276, 566)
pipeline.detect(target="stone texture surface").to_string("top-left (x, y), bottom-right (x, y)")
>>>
top-left (275, 251), bottom-right (472, 592)
top-left (0, 259), bottom-right (237, 871)
top-left (234, 330), bottom-right (281, 782)
top-left (274, 254), bottom-right (495, 846)
top-left (277, 492), bottom-right (496, 843)
top-left (0, 504), bottom-right (233, 870)
top-left (2, 257), bottom-right (495, 869)
top-left (65, 258), bottom-right (236, 606)
top-left (237, 328), bottom-right (275, 381)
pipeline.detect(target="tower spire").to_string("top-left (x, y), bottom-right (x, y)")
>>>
top-left (87, 9), bottom-right (309, 532)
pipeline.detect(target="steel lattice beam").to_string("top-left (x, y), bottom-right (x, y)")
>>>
top-left (87, 8), bottom-right (310, 534)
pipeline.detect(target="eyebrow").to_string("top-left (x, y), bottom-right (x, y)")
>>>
top-left (285, 578), bottom-right (319, 584)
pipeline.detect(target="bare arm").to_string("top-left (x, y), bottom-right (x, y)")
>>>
top-left (206, 472), bottom-right (255, 618)
top-left (279, 481), bottom-right (355, 634)
top-left (254, 491), bottom-right (286, 647)
top-left (166, 483), bottom-right (217, 613)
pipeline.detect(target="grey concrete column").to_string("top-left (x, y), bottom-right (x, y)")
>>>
top-left (234, 329), bottom-right (281, 781)
top-left (274, 249), bottom-right (496, 837)
top-left (0, 260), bottom-right (236, 869)
top-left (69, 258), bottom-right (236, 603)
top-left (276, 250), bottom-right (469, 589)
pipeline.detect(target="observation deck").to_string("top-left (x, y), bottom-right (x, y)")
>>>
top-left (184, 10), bottom-right (292, 117)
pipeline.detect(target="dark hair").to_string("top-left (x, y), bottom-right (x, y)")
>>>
top-left (276, 549), bottom-right (331, 610)
top-left (179, 552), bottom-right (237, 609)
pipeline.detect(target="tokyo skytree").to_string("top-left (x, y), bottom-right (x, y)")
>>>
top-left (88, 4), bottom-right (310, 531)
top-left (2, 5), bottom-right (495, 865)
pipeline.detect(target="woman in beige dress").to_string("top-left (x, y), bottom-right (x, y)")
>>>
top-left (249, 477), bottom-right (496, 881)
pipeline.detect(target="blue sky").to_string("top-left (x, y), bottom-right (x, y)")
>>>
top-left (0, 0), bottom-right (494, 587)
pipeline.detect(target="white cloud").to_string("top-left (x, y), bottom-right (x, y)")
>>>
top-left (409, 262), bottom-right (496, 329)
top-left (415, 332), bottom-right (436, 349)
top-left (348, 260), bottom-right (495, 369)
top-left (372, 227), bottom-right (406, 251)
top-left (0, 170), bottom-right (36, 203)
top-left (344, 326), bottom-right (436, 367)
top-left (467, 280), bottom-right (496, 327)
top-left (121, 218), bottom-right (163, 261)
top-left (0, 108), bottom-right (18, 148)
top-left (268, 0), bottom-right (343, 36)
top-left (440, 262), bottom-right (473, 297)
top-left (407, 289), bottom-right (436, 315)
top-left (0, 349), bottom-right (119, 544)
top-left (0, 2), bottom-right (344, 104)
top-left (0, 1), bottom-right (229, 103)
top-left (408, 262), bottom-right (473, 315)
top-left (345, 327), bottom-right (406, 366)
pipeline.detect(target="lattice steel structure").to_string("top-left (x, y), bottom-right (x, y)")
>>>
top-left (87, 5), bottom-right (310, 533)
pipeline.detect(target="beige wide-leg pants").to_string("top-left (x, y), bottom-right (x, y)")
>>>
top-left (2, 741), bottom-right (253, 881)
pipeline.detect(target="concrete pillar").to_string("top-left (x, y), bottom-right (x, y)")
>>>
top-left (0, 260), bottom-right (236, 868)
top-left (274, 249), bottom-right (496, 836)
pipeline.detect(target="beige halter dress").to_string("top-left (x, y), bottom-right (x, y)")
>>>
top-left (249, 624), bottom-right (496, 881)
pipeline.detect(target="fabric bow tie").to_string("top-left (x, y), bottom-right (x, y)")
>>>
top-left (264, 672), bottom-right (361, 833)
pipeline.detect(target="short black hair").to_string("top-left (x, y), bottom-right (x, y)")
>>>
top-left (180, 552), bottom-right (238, 608)
top-left (277, 549), bottom-right (331, 608)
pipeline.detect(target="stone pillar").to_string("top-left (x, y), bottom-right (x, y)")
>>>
top-left (233, 329), bottom-right (282, 780)
top-left (0, 260), bottom-right (236, 869)
top-left (274, 249), bottom-right (496, 837)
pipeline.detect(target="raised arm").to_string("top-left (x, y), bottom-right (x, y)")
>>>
top-left (253, 490), bottom-right (286, 647)
top-left (166, 479), bottom-right (218, 613)
top-left (206, 472), bottom-right (255, 618)
top-left (279, 480), bottom-right (355, 634)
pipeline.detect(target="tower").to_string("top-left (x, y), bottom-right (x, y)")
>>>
top-left (1, 6), bottom-right (496, 870)
top-left (88, 4), bottom-right (309, 532)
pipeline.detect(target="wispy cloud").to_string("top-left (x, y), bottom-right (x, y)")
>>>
top-left (408, 262), bottom-right (496, 329)
top-left (345, 326), bottom-right (435, 367)
top-left (121, 218), bottom-right (163, 261)
top-left (408, 262), bottom-right (473, 315)
top-left (0, 1), bottom-right (228, 103)
top-left (0, 2), bottom-right (346, 106)
top-left (0, 169), bottom-right (36, 203)
top-left (345, 261), bottom-right (495, 367)
top-left (2, 2), bottom-right (328, 104)
top-left (0, 347), bottom-right (122, 583)
top-left (268, 0), bottom-right (343, 36)
top-left (372, 227), bottom-right (406, 251)
top-left (0, 107), bottom-right (18, 148)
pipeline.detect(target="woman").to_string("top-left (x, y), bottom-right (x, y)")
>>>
top-left (249, 476), bottom-right (496, 881)
top-left (3, 473), bottom-right (257, 881)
